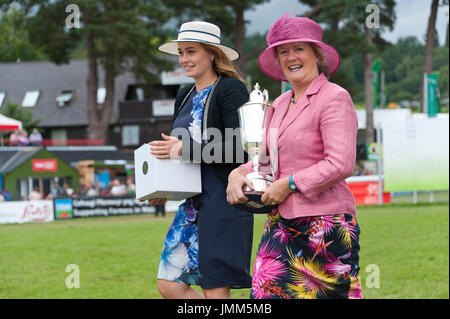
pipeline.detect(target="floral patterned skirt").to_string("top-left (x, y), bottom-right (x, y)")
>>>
top-left (251, 212), bottom-right (363, 299)
top-left (157, 199), bottom-right (200, 286)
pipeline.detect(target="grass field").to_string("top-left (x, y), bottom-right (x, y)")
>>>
top-left (0, 201), bottom-right (448, 299)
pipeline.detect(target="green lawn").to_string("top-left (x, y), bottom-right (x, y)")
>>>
top-left (0, 202), bottom-right (448, 299)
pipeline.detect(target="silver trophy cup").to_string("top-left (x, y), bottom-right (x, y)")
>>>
top-left (236, 83), bottom-right (276, 214)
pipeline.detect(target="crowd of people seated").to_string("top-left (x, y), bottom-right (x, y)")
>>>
top-left (0, 177), bottom-right (136, 202)
top-left (8, 129), bottom-right (43, 146)
top-left (75, 178), bottom-right (136, 198)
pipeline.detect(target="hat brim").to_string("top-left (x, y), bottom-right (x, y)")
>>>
top-left (258, 39), bottom-right (340, 82)
top-left (158, 40), bottom-right (240, 61)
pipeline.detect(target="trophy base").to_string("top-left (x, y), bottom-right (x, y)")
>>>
top-left (234, 191), bottom-right (278, 214)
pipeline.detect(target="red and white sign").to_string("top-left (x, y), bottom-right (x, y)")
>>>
top-left (32, 159), bottom-right (57, 172)
top-left (346, 175), bottom-right (391, 205)
top-left (0, 200), bottom-right (54, 224)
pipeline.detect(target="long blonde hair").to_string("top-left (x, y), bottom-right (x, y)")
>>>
top-left (200, 43), bottom-right (245, 84)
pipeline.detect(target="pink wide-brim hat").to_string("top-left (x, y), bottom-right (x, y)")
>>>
top-left (258, 14), bottom-right (340, 82)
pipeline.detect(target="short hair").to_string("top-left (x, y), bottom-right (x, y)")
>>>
top-left (310, 43), bottom-right (330, 77)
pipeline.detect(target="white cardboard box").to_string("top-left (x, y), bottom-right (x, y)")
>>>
top-left (134, 144), bottom-right (202, 201)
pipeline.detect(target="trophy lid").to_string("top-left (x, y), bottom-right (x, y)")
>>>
top-left (248, 83), bottom-right (265, 104)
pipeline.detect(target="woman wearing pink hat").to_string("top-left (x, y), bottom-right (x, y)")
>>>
top-left (227, 14), bottom-right (363, 299)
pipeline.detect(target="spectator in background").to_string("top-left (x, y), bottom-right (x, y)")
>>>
top-left (0, 192), bottom-right (5, 201)
top-left (28, 187), bottom-right (42, 201)
top-left (352, 164), bottom-right (364, 176)
top-left (154, 204), bottom-right (166, 217)
top-left (50, 181), bottom-right (64, 198)
top-left (62, 183), bottom-right (74, 197)
top-left (86, 183), bottom-right (98, 197)
top-left (96, 182), bottom-right (109, 196)
top-left (9, 130), bottom-right (19, 146)
top-left (110, 179), bottom-right (126, 196)
top-left (126, 177), bottom-right (136, 195)
top-left (18, 130), bottom-right (30, 146)
top-left (29, 128), bottom-right (43, 146)
top-left (77, 183), bottom-right (89, 197)
top-left (1, 188), bottom-right (13, 201)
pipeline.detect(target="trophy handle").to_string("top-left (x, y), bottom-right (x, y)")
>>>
top-left (262, 89), bottom-right (269, 111)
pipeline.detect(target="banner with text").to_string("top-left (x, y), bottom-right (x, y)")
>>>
top-left (0, 200), bottom-right (54, 224)
top-left (55, 196), bottom-right (156, 219)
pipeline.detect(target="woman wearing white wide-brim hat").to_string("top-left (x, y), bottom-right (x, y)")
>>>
top-left (148, 21), bottom-right (254, 299)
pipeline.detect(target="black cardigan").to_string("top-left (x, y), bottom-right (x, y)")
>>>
top-left (171, 76), bottom-right (250, 182)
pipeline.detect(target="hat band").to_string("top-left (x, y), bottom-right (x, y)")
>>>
top-left (178, 29), bottom-right (220, 43)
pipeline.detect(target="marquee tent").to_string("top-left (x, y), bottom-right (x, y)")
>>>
top-left (0, 113), bottom-right (22, 131)
top-left (0, 113), bottom-right (22, 145)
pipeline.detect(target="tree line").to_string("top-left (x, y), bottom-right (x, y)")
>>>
top-left (1, 0), bottom-right (448, 145)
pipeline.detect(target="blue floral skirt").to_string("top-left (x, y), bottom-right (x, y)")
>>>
top-left (157, 199), bottom-right (201, 286)
top-left (156, 193), bottom-right (253, 289)
top-left (251, 212), bottom-right (363, 299)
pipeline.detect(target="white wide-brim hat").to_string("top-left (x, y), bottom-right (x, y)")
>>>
top-left (158, 21), bottom-right (240, 61)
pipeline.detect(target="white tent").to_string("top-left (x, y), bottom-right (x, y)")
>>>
top-left (0, 113), bottom-right (22, 131)
top-left (0, 113), bottom-right (23, 145)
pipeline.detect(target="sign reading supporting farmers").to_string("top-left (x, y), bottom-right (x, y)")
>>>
top-left (68, 196), bottom-right (155, 218)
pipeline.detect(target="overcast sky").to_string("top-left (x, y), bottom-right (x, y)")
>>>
top-left (245, 0), bottom-right (449, 45)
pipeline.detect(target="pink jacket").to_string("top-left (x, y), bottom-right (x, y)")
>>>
top-left (241, 73), bottom-right (358, 219)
